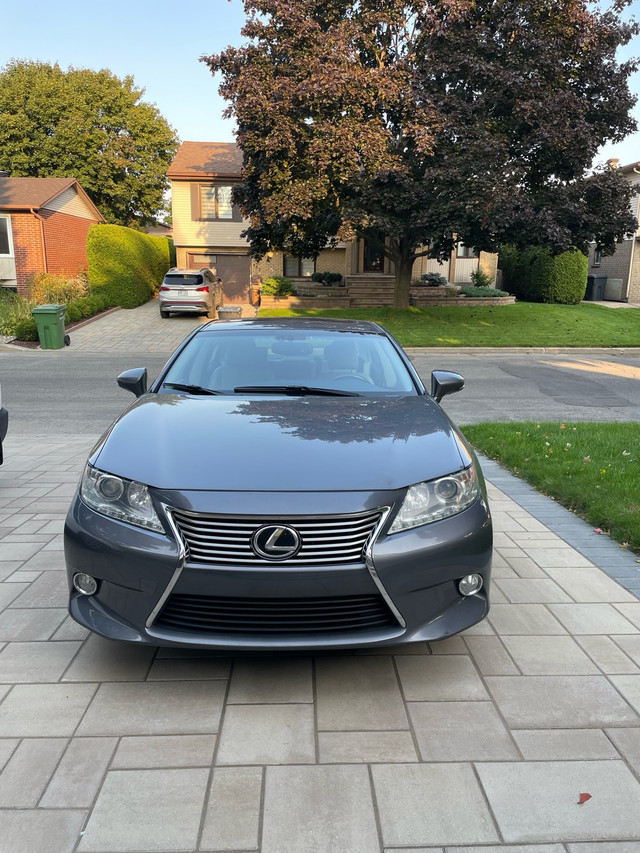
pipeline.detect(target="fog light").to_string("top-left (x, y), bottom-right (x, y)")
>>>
top-left (73, 572), bottom-right (98, 595)
top-left (458, 573), bottom-right (483, 596)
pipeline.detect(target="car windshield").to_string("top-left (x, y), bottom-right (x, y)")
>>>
top-left (160, 329), bottom-right (418, 395)
top-left (163, 274), bottom-right (203, 286)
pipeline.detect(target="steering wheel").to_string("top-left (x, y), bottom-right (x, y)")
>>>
top-left (331, 374), bottom-right (375, 386)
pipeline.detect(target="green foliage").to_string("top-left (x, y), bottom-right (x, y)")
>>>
top-left (206, 0), bottom-right (637, 309)
top-left (463, 421), bottom-right (640, 553)
top-left (500, 245), bottom-right (587, 304)
top-left (470, 268), bottom-right (494, 288)
top-left (168, 238), bottom-right (177, 268)
top-left (12, 317), bottom-right (38, 341)
top-left (460, 286), bottom-right (511, 297)
top-left (26, 272), bottom-right (88, 304)
top-left (311, 271), bottom-right (343, 286)
top-left (262, 275), bottom-right (294, 296)
top-left (0, 290), bottom-right (33, 336)
top-left (0, 60), bottom-right (179, 225)
top-left (87, 224), bottom-right (171, 308)
top-left (417, 272), bottom-right (448, 287)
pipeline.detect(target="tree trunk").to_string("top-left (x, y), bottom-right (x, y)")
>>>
top-left (393, 255), bottom-right (415, 309)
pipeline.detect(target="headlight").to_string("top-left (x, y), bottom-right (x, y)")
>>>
top-left (80, 466), bottom-right (163, 532)
top-left (388, 466), bottom-right (480, 533)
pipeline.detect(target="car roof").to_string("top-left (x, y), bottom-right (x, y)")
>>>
top-left (198, 317), bottom-right (387, 335)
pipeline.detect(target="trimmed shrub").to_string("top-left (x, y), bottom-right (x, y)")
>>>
top-left (311, 271), bottom-right (343, 286)
top-left (499, 245), bottom-right (587, 304)
top-left (87, 224), bottom-right (171, 308)
top-left (262, 275), bottom-right (294, 296)
top-left (460, 286), bottom-right (511, 298)
top-left (418, 272), bottom-right (448, 287)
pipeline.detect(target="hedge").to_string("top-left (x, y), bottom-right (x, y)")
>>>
top-left (500, 245), bottom-right (587, 304)
top-left (87, 224), bottom-right (171, 308)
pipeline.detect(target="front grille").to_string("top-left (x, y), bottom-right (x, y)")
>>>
top-left (154, 593), bottom-right (397, 634)
top-left (169, 508), bottom-right (384, 567)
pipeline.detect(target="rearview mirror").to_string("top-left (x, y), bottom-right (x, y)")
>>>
top-left (431, 370), bottom-right (465, 403)
top-left (117, 368), bottom-right (148, 397)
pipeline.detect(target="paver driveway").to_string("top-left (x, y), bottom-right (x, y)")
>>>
top-left (1, 301), bottom-right (640, 852)
top-left (1, 434), bottom-right (640, 852)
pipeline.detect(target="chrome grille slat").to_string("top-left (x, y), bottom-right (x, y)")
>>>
top-left (170, 508), bottom-right (383, 567)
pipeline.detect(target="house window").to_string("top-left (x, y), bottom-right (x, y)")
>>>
top-left (188, 253), bottom-right (217, 269)
top-left (593, 249), bottom-right (602, 266)
top-left (457, 243), bottom-right (478, 258)
top-left (0, 216), bottom-right (14, 256)
top-left (199, 185), bottom-right (240, 221)
top-left (284, 256), bottom-right (315, 277)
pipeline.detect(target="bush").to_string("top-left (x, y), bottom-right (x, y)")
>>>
top-left (12, 317), bottom-right (38, 341)
top-left (470, 268), bottom-right (494, 288)
top-left (262, 275), bottom-right (294, 296)
top-left (26, 272), bottom-right (88, 304)
top-left (460, 286), bottom-right (511, 298)
top-left (311, 271), bottom-right (343, 286)
top-left (499, 245), bottom-right (587, 304)
top-left (417, 272), bottom-right (448, 287)
top-left (87, 224), bottom-right (171, 308)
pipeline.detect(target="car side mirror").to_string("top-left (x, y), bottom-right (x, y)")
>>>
top-left (117, 368), bottom-right (148, 397)
top-left (430, 370), bottom-right (464, 403)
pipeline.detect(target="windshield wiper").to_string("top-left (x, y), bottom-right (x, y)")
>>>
top-left (162, 382), bottom-right (221, 396)
top-left (233, 385), bottom-right (360, 397)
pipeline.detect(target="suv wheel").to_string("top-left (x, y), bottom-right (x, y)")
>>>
top-left (160, 308), bottom-right (170, 319)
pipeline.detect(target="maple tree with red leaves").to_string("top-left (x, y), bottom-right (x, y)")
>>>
top-left (204, 0), bottom-right (638, 308)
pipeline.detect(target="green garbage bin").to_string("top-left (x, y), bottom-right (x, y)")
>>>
top-left (32, 304), bottom-right (66, 350)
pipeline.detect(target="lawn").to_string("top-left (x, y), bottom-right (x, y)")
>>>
top-left (461, 421), bottom-right (640, 554)
top-left (258, 302), bottom-right (640, 347)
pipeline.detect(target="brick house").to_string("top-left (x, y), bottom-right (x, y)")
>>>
top-left (167, 141), bottom-right (497, 304)
top-left (585, 159), bottom-right (640, 303)
top-left (0, 176), bottom-right (104, 296)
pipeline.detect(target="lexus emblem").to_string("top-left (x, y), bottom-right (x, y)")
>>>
top-left (251, 524), bottom-right (302, 561)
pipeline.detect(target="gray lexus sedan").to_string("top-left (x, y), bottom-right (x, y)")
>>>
top-left (64, 318), bottom-right (492, 649)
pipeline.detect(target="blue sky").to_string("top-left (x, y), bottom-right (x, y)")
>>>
top-left (1, 0), bottom-right (639, 169)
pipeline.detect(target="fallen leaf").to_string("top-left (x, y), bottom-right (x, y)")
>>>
top-left (578, 793), bottom-right (592, 805)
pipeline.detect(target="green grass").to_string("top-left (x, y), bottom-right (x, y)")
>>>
top-left (258, 302), bottom-right (640, 347)
top-left (461, 421), bottom-right (640, 554)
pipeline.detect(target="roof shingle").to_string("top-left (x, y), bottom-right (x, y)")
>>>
top-left (0, 177), bottom-right (77, 209)
top-left (167, 142), bottom-right (243, 179)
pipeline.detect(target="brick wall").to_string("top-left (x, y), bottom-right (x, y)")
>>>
top-left (10, 210), bottom-right (95, 295)
top-left (41, 210), bottom-right (93, 278)
top-left (11, 213), bottom-right (45, 295)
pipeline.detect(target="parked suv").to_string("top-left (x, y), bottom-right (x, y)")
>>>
top-left (158, 269), bottom-right (224, 319)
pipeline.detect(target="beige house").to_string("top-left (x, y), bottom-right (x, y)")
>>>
top-left (167, 141), bottom-right (497, 304)
top-left (586, 158), bottom-right (640, 303)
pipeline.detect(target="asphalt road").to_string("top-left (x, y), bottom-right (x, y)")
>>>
top-left (1, 345), bottom-right (640, 439)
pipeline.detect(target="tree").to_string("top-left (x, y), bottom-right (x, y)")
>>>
top-left (0, 60), bottom-right (179, 226)
top-left (204, 0), bottom-right (639, 308)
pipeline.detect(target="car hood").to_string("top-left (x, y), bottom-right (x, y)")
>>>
top-left (92, 394), bottom-right (468, 491)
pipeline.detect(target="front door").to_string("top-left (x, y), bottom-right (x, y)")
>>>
top-left (363, 239), bottom-right (384, 272)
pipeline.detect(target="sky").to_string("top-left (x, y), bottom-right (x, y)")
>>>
top-left (1, 0), bottom-right (640, 170)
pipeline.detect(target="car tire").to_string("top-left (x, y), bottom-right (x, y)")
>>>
top-left (160, 309), bottom-right (170, 319)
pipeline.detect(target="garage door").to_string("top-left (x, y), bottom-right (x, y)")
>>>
top-left (216, 255), bottom-right (252, 303)
top-left (187, 253), bottom-right (252, 303)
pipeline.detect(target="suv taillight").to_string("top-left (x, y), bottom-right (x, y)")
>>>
top-left (196, 286), bottom-right (210, 292)
top-left (159, 286), bottom-right (169, 291)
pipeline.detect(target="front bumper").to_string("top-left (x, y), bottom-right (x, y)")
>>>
top-left (64, 491), bottom-right (492, 650)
